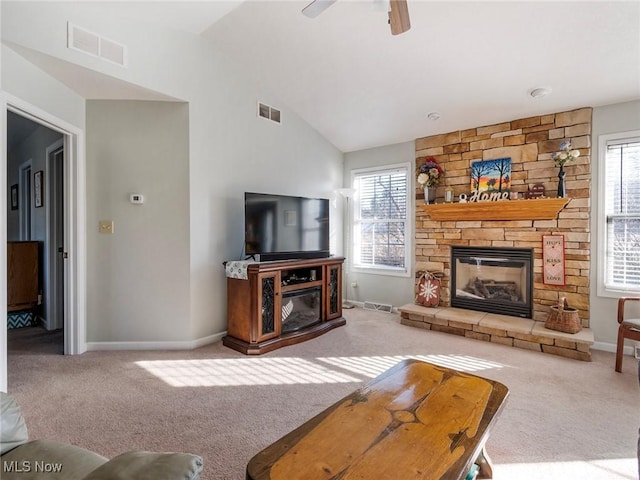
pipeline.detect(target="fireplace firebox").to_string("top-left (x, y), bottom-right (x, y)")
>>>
top-left (451, 246), bottom-right (533, 318)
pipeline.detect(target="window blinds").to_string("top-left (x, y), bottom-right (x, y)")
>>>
top-left (605, 140), bottom-right (640, 290)
top-left (353, 167), bottom-right (408, 269)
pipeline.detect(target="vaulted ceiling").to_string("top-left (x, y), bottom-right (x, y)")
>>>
top-left (8, 1), bottom-right (640, 152)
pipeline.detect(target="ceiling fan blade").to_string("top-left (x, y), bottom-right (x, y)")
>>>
top-left (302, 0), bottom-right (337, 18)
top-left (388, 0), bottom-right (411, 35)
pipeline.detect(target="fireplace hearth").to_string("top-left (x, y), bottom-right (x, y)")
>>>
top-left (451, 246), bottom-right (533, 318)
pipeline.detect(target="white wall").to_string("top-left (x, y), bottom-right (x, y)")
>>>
top-left (2, 2), bottom-right (344, 345)
top-left (2, 46), bottom-right (86, 128)
top-left (86, 100), bottom-right (191, 342)
top-left (590, 100), bottom-right (640, 348)
top-left (343, 141), bottom-right (415, 309)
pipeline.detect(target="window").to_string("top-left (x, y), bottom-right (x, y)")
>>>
top-left (599, 132), bottom-right (640, 294)
top-left (351, 163), bottom-right (410, 275)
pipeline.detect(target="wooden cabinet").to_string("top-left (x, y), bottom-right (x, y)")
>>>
top-left (224, 257), bottom-right (345, 355)
top-left (325, 263), bottom-right (342, 320)
top-left (7, 241), bottom-right (40, 313)
top-left (255, 271), bottom-right (281, 342)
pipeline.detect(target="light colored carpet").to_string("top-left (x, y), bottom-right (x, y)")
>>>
top-left (7, 308), bottom-right (640, 479)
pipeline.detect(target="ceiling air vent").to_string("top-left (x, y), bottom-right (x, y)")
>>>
top-left (257, 102), bottom-right (281, 125)
top-left (67, 22), bottom-right (127, 67)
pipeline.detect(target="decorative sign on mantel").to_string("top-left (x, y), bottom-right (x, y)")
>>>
top-left (459, 190), bottom-right (511, 203)
top-left (542, 234), bottom-right (565, 285)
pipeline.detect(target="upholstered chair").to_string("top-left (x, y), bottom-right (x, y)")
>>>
top-left (615, 297), bottom-right (640, 373)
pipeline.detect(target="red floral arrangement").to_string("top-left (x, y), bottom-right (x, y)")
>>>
top-left (417, 156), bottom-right (443, 187)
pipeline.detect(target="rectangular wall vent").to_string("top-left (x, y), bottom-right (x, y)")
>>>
top-left (363, 301), bottom-right (393, 313)
top-left (67, 22), bottom-right (127, 67)
top-left (257, 102), bottom-right (281, 124)
top-left (99, 37), bottom-right (126, 66)
top-left (68, 23), bottom-right (99, 57)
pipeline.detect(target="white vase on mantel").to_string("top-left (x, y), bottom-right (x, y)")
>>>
top-left (423, 186), bottom-right (436, 204)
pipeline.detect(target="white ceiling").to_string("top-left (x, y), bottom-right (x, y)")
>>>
top-left (11, 1), bottom-right (640, 153)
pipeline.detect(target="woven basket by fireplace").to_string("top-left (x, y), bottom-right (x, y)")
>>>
top-left (545, 297), bottom-right (582, 334)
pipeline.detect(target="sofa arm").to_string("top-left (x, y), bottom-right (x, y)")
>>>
top-left (1, 392), bottom-right (29, 455)
top-left (82, 451), bottom-right (203, 480)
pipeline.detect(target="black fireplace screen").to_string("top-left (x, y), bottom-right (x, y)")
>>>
top-left (281, 287), bottom-right (322, 333)
top-left (451, 246), bottom-right (533, 318)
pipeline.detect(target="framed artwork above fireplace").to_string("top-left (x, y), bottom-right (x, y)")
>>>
top-left (470, 157), bottom-right (511, 193)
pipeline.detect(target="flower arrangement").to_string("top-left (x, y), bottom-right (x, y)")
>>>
top-left (552, 140), bottom-right (581, 167)
top-left (417, 156), bottom-right (443, 187)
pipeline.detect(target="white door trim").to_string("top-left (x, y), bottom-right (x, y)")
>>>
top-left (18, 159), bottom-right (32, 240)
top-left (0, 94), bottom-right (7, 392)
top-left (45, 138), bottom-right (64, 331)
top-left (1, 92), bottom-right (86, 391)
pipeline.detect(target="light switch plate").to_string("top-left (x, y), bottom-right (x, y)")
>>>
top-left (99, 220), bottom-right (114, 234)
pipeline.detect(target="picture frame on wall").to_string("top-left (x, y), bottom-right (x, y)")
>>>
top-left (470, 157), bottom-right (512, 193)
top-left (10, 184), bottom-right (18, 210)
top-left (34, 170), bottom-right (44, 208)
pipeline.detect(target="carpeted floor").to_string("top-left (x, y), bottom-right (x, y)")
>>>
top-left (8, 325), bottom-right (64, 355)
top-left (6, 308), bottom-right (640, 479)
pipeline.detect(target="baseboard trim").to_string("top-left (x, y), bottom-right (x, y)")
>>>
top-left (86, 331), bottom-right (226, 351)
top-left (592, 341), bottom-right (637, 356)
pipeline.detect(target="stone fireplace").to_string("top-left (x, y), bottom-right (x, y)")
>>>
top-left (451, 246), bottom-right (533, 319)
top-left (399, 107), bottom-right (595, 361)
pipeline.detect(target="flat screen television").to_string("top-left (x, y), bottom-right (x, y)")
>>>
top-left (244, 192), bottom-right (330, 261)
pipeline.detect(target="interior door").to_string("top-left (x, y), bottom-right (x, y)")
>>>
top-left (47, 144), bottom-right (64, 330)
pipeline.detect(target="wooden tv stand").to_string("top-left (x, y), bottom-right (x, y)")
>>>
top-left (223, 257), bottom-right (345, 355)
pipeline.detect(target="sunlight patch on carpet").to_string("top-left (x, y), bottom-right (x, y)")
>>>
top-left (317, 355), bottom-right (504, 378)
top-left (136, 355), bottom-right (504, 387)
top-left (135, 357), bottom-right (361, 387)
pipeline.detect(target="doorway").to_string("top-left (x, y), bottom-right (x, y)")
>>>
top-left (6, 113), bottom-right (64, 351)
top-left (2, 95), bottom-right (86, 391)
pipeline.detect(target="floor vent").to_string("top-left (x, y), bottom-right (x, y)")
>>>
top-left (257, 102), bottom-right (281, 124)
top-left (67, 22), bottom-right (127, 67)
top-left (363, 301), bottom-right (393, 313)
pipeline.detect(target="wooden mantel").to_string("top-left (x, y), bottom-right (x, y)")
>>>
top-left (419, 197), bottom-right (570, 221)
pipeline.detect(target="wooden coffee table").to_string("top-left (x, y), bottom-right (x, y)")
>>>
top-left (247, 359), bottom-right (509, 480)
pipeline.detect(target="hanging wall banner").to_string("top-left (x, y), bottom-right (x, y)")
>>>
top-left (542, 234), bottom-right (565, 285)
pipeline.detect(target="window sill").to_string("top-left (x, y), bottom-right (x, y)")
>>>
top-left (597, 285), bottom-right (640, 299)
top-left (351, 266), bottom-right (410, 278)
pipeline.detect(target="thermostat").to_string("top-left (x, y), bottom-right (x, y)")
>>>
top-left (130, 194), bottom-right (144, 204)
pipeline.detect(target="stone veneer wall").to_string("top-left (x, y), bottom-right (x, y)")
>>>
top-left (415, 108), bottom-right (592, 326)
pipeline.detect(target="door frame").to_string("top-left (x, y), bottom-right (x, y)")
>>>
top-left (18, 159), bottom-right (32, 240)
top-left (45, 138), bottom-right (64, 331)
top-left (1, 92), bottom-right (86, 391)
